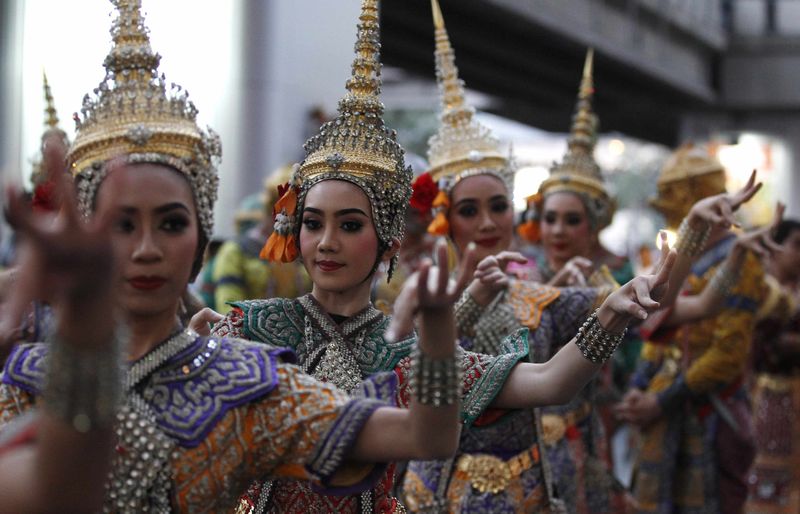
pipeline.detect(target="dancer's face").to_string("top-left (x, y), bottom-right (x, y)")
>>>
top-left (95, 164), bottom-right (199, 318)
top-left (773, 228), bottom-right (800, 282)
top-left (300, 180), bottom-right (385, 295)
top-left (448, 174), bottom-right (513, 262)
top-left (541, 192), bottom-right (593, 266)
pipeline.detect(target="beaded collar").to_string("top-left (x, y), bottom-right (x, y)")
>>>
top-left (298, 295), bottom-right (384, 393)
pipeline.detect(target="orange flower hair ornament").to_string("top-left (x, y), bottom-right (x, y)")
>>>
top-left (260, 180), bottom-right (299, 262)
top-left (427, 189), bottom-right (450, 236)
top-left (517, 192), bottom-right (542, 243)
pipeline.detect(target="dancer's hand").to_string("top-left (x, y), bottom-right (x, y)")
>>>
top-left (189, 307), bottom-right (224, 336)
top-left (614, 389), bottom-right (662, 426)
top-left (597, 234), bottom-right (676, 333)
top-left (686, 169), bottom-right (761, 230)
top-left (732, 202), bottom-right (785, 259)
top-left (0, 158), bottom-right (120, 350)
top-left (467, 251), bottom-right (528, 305)
top-left (547, 256), bottom-right (593, 287)
top-left (385, 239), bottom-right (476, 343)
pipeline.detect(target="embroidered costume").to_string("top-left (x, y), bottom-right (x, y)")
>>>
top-left (403, 5), bottom-right (618, 510)
top-left (402, 280), bottom-right (611, 513)
top-left (630, 148), bottom-right (765, 514)
top-left (744, 277), bottom-right (800, 513)
top-left (0, 332), bottom-right (392, 512)
top-left (213, 296), bottom-right (526, 513)
top-left (0, 1), bottom-right (402, 511)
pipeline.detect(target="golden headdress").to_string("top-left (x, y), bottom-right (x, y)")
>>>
top-left (43, 71), bottom-right (60, 130)
top-left (31, 72), bottom-right (71, 187)
top-left (261, 0), bottom-right (413, 280)
top-left (426, 0), bottom-right (512, 191)
top-left (417, 0), bottom-right (514, 236)
top-left (536, 49), bottom-right (615, 231)
top-left (650, 143), bottom-right (726, 228)
top-left (67, 0), bottom-right (221, 239)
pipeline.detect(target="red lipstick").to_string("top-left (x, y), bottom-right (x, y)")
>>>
top-left (474, 237), bottom-right (501, 248)
top-left (316, 260), bottom-right (344, 272)
top-left (129, 276), bottom-right (167, 290)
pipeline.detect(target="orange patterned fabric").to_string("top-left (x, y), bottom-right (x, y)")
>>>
top-left (0, 361), bottom-right (374, 513)
top-left (507, 281), bottom-right (561, 330)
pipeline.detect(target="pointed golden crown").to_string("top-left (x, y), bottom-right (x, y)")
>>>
top-left (651, 143), bottom-right (726, 227)
top-left (656, 142), bottom-right (725, 185)
top-left (426, 0), bottom-right (512, 190)
top-left (295, 0), bottom-right (412, 249)
top-left (67, 0), bottom-right (220, 238)
top-left (31, 72), bottom-right (70, 186)
top-left (42, 71), bottom-right (60, 129)
top-left (538, 49), bottom-right (614, 229)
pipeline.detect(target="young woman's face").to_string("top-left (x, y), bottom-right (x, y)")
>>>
top-left (540, 191), bottom-right (593, 265)
top-left (94, 164), bottom-right (199, 318)
top-left (448, 174), bottom-right (513, 262)
top-left (773, 228), bottom-right (800, 281)
top-left (299, 180), bottom-right (382, 295)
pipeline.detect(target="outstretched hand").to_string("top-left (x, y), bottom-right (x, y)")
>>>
top-left (547, 256), bottom-right (593, 287)
top-left (598, 233), bottom-right (677, 331)
top-left (0, 157), bottom-right (121, 349)
top-left (188, 307), bottom-right (224, 336)
top-left (385, 239), bottom-right (477, 343)
top-left (468, 251), bottom-right (528, 304)
top-left (733, 202), bottom-right (785, 259)
top-left (687, 169), bottom-right (761, 230)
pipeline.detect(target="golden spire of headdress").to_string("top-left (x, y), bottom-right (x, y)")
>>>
top-left (68, 0), bottom-right (220, 238)
top-left (426, 0), bottom-right (510, 189)
top-left (550, 48), bottom-right (602, 181)
top-left (42, 71), bottom-right (59, 129)
top-left (299, 0), bottom-right (408, 183)
top-left (269, 0), bottom-right (411, 268)
top-left (537, 48), bottom-right (614, 229)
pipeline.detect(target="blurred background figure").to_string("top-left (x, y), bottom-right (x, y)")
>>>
top-left (210, 165), bottom-right (310, 313)
top-left (745, 218), bottom-right (800, 513)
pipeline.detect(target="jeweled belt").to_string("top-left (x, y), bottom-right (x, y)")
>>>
top-left (454, 444), bottom-right (540, 494)
top-left (756, 373), bottom-right (800, 393)
top-left (540, 400), bottom-right (593, 446)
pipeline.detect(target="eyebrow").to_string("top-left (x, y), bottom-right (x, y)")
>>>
top-left (119, 202), bottom-right (191, 215)
top-left (453, 195), bottom-right (507, 209)
top-left (304, 207), bottom-right (369, 217)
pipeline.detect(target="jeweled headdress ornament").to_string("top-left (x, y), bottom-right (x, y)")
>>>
top-left (42, 71), bottom-right (61, 131)
top-left (31, 72), bottom-right (71, 188)
top-left (67, 0), bottom-right (221, 240)
top-left (261, 0), bottom-right (413, 280)
top-left (414, 0), bottom-right (514, 236)
top-left (535, 49), bottom-right (615, 231)
top-left (650, 142), bottom-right (726, 228)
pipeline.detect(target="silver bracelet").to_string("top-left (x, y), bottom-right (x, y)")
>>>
top-left (674, 218), bottom-right (711, 257)
top-left (409, 348), bottom-right (462, 407)
top-left (455, 292), bottom-right (482, 337)
top-left (43, 332), bottom-right (125, 433)
top-left (708, 263), bottom-right (738, 297)
top-left (574, 310), bottom-right (627, 364)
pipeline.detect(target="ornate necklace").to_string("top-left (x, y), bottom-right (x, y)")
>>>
top-left (105, 328), bottom-right (198, 513)
top-left (298, 295), bottom-right (382, 393)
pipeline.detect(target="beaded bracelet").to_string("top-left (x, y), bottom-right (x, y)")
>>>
top-left (674, 218), bottom-right (711, 257)
top-left (574, 310), bottom-right (627, 364)
top-left (43, 332), bottom-right (125, 433)
top-left (455, 292), bottom-right (482, 336)
top-left (409, 348), bottom-right (462, 407)
top-left (708, 262), bottom-right (738, 297)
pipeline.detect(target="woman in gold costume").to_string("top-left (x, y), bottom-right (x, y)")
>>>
top-left (0, 1), bottom-right (473, 511)
top-left (401, 2), bottom-right (767, 512)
